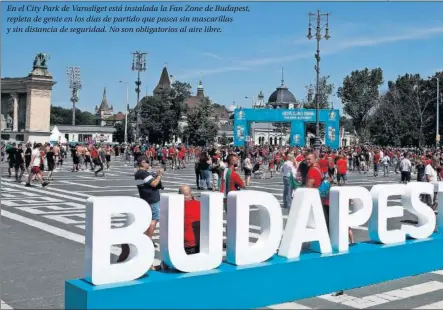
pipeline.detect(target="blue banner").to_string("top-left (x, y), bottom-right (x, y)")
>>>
top-left (233, 108), bottom-right (340, 149)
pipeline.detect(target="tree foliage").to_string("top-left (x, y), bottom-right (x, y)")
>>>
top-left (114, 119), bottom-right (134, 144)
top-left (368, 72), bottom-right (442, 147)
top-left (138, 81), bottom-right (192, 145)
top-left (219, 132), bottom-right (229, 146)
top-left (50, 106), bottom-right (95, 125)
top-left (184, 97), bottom-right (218, 146)
top-left (337, 68), bottom-right (384, 141)
top-left (301, 76), bottom-right (335, 109)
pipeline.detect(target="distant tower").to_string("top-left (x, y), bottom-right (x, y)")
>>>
top-left (196, 80), bottom-right (204, 97)
top-left (153, 66), bottom-right (172, 96)
top-left (95, 87), bottom-right (114, 126)
top-left (254, 90), bottom-right (266, 108)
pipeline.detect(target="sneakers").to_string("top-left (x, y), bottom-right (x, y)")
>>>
top-left (42, 181), bottom-right (49, 187)
top-left (25, 183), bottom-right (31, 187)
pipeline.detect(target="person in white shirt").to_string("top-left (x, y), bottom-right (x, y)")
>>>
top-left (425, 156), bottom-right (439, 212)
top-left (282, 153), bottom-right (296, 209)
top-left (381, 154), bottom-right (390, 177)
top-left (25, 143), bottom-right (49, 187)
top-left (399, 152), bottom-right (412, 183)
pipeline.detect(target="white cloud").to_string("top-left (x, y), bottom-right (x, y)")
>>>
top-left (200, 52), bottom-right (223, 60)
top-left (180, 25), bottom-right (443, 79)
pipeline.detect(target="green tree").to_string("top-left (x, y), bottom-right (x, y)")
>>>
top-left (219, 132), bottom-right (229, 146)
top-left (370, 73), bottom-right (440, 147)
top-left (301, 76), bottom-right (335, 109)
top-left (114, 119), bottom-right (134, 144)
top-left (184, 97), bottom-right (218, 146)
top-left (50, 106), bottom-right (95, 125)
top-left (138, 80), bottom-right (192, 144)
top-left (337, 68), bottom-right (384, 141)
top-left (139, 96), bottom-right (168, 144)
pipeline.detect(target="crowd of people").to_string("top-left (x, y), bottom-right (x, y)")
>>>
top-left (2, 140), bottom-right (442, 271)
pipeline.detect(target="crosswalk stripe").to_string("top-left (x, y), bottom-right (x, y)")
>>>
top-left (1, 300), bottom-right (13, 309)
top-left (267, 302), bottom-right (311, 309)
top-left (414, 300), bottom-right (443, 309)
top-left (318, 281), bottom-right (443, 309)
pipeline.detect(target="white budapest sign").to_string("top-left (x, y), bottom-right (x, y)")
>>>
top-left (84, 182), bottom-right (442, 286)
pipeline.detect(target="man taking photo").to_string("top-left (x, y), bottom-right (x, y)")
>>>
top-left (117, 155), bottom-right (163, 270)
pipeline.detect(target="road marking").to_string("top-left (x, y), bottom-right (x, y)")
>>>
top-left (37, 186), bottom-right (91, 198)
top-left (2, 181), bottom-right (85, 202)
top-left (1, 210), bottom-right (161, 265)
top-left (1, 300), bottom-right (13, 309)
top-left (59, 181), bottom-right (102, 188)
top-left (267, 302), bottom-right (311, 309)
top-left (414, 300), bottom-right (443, 309)
top-left (319, 281), bottom-right (443, 309)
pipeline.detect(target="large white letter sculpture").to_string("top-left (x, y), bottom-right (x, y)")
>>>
top-left (226, 190), bottom-right (283, 265)
top-left (279, 188), bottom-right (332, 259)
top-left (369, 184), bottom-right (406, 244)
top-left (436, 182), bottom-right (443, 232)
top-left (160, 192), bottom-right (224, 272)
top-left (401, 182), bottom-right (435, 239)
top-left (329, 186), bottom-right (372, 252)
top-left (84, 197), bottom-right (154, 285)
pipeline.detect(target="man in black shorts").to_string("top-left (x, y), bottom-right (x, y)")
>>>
top-left (14, 143), bottom-right (26, 182)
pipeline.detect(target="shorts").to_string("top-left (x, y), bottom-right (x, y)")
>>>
top-left (106, 155), bottom-right (111, 162)
top-left (8, 161), bottom-right (14, 169)
top-left (31, 166), bottom-right (41, 174)
top-left (150, 201), bottom-right (160, 221)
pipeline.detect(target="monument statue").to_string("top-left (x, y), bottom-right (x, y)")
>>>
top-left (6, 115), bottom-right (12, 129)
top-left (0, 114), bottom-right (5, 131)
top-left (32, 52), bottom-right (50, 69)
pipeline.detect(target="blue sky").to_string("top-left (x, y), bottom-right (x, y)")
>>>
top-left (2, 1), bottom-right (443, 114)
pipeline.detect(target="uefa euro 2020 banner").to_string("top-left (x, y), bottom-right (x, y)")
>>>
top-left (65, 182), bottom-right (443, 309)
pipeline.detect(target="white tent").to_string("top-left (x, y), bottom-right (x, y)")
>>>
top-left (49, 126), bottom-right (67, 144)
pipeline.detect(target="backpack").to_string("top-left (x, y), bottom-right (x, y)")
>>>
top-left (313, 166), bottom-right (331, 199)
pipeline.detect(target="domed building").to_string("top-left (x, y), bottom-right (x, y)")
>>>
top-left (266, 70), bottom-right (298, 109)
top-left (251, 70), bottom-right (300, 146)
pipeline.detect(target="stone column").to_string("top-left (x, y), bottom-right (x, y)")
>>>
top-left (11, 93), bottom-right (18, 132)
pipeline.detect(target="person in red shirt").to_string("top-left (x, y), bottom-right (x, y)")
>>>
top-left (318, 153), bottom-right (329, 178)
top-left (373, 150), bottom-right (381, 177)
top-left (336, 155), bottom-right (348, 186)
top-left (179, 185), bottom-right (201, 254)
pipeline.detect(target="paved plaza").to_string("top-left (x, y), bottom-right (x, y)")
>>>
top-left (2, 159), bottom-right (443, 309)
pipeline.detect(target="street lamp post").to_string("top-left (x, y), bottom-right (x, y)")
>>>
top-left (119, 81), bottom-right (129, 146)
top-left (66, 67), bottom-right (82, 126)
top-left (132, 51), bottom-right (147, 143)
top-left (307, 10), bottom-right (331, 151)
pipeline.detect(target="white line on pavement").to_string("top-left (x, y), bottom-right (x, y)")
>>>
top-left (267, 302), bottom-right (311, 309)
top-left (1, 210), bottom-right (161, 265)
top-left (318, 281), bottom-right (443, 309)
top-left (1, 300), bottom-right (14, 309)
top-left (59, 181), bottom-right (102, 188)
top-left (414, 300), bottom-right (443, 309)
top-left (2, 181), bottom-right (85, 202)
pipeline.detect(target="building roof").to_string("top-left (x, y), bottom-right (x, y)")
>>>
top-left (51, 125), bottom-right (116, 133)
top-left (268, 85), bottom-right (296, 107)
top-left (268, 67), bottom-right (296, 108)
top-left (104, 112), bottom-right (125, 121)
top-left (97, 87), bottom-right (113, 111)
top-left (213, 105), bottom-right (230, 120)
top-left (153, 66), bottom-right (172, 95)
